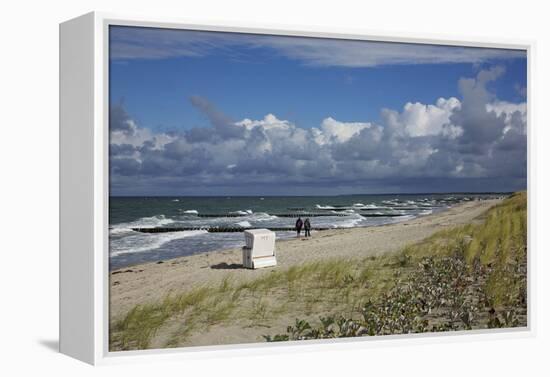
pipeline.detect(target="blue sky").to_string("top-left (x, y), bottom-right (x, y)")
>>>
top-left (108, 26), bottom-right (527, 195)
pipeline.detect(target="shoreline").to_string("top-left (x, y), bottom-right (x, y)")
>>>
top-left (109, 198), bottom-right (501, 321)
top-left (109, 202), bottom-right (465, 270)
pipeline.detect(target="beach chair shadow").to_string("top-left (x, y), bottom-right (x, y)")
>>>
top-left (210, 262), bottom-right (245, 270)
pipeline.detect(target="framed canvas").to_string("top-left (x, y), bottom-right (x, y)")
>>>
top-left (59, 12), bottom-right (533, 365)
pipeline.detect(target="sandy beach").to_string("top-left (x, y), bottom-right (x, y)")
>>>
top-left (110, 199), bottom-right (501, 323)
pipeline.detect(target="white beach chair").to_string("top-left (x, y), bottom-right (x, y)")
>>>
top-left (242, 229), bottom-right (277, 269)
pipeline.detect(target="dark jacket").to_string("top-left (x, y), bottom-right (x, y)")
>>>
top-left (295, 218), bottom-right (303, 229)
top-left (304, 219), bottom-right (311, 230)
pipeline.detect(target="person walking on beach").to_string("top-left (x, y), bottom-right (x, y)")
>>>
top-left (295, 217), bottom-right (303, 237)
top-left (304, 218), bottom-right (311, 238)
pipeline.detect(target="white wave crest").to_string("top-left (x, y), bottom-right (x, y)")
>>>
top-left (254, 212), bottom-right (279, 221)
top-left (109, 227), bottom-right (134, 235)
top-left (110, 230), bottom-right (207, 257)
top-left (111, 215), bottom-right (174, 232)
top-left (109, 215), bottom-right (176, 243)
top-left (335, 216), bottom-right (364, 228)
top-left (232, 209), bottom-right (254, 215)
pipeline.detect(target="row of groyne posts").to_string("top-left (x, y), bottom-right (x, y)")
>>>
top-left (131, 210), bottom-right (411, 234)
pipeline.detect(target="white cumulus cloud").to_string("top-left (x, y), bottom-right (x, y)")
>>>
top-left (109, 68), bottom-right (526, 195)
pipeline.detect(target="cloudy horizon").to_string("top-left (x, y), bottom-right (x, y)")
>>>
top-left (109, 26), bottom-right (527, 196)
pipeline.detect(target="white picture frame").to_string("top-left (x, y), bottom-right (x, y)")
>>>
top-left (59, 11), bottom-right (535, 365)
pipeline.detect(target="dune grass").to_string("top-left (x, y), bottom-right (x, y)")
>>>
top-left (266, 192), bottom-right (527, 340)
top-left (110, 193), bottom-right (527, 350)
top-left (110, 256), bottom-right (394, 350)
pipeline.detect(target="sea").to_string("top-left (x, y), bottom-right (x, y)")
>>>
top-left (109, 193), bottom-right (504, 269)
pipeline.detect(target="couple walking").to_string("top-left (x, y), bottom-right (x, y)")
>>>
top-left (295, 217), bottom-right (311, 238)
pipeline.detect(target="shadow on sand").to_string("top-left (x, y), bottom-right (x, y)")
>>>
top-left (210, 262), bottom-right (245, 270)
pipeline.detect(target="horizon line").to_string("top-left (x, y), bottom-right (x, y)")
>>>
top-left (109, 191), bottom-right (517, 198)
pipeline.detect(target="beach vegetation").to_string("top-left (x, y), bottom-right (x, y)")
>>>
top-left (110, 192), bottom-right (526, 350)
top-left (264, 192), bottom-right (527, 341)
